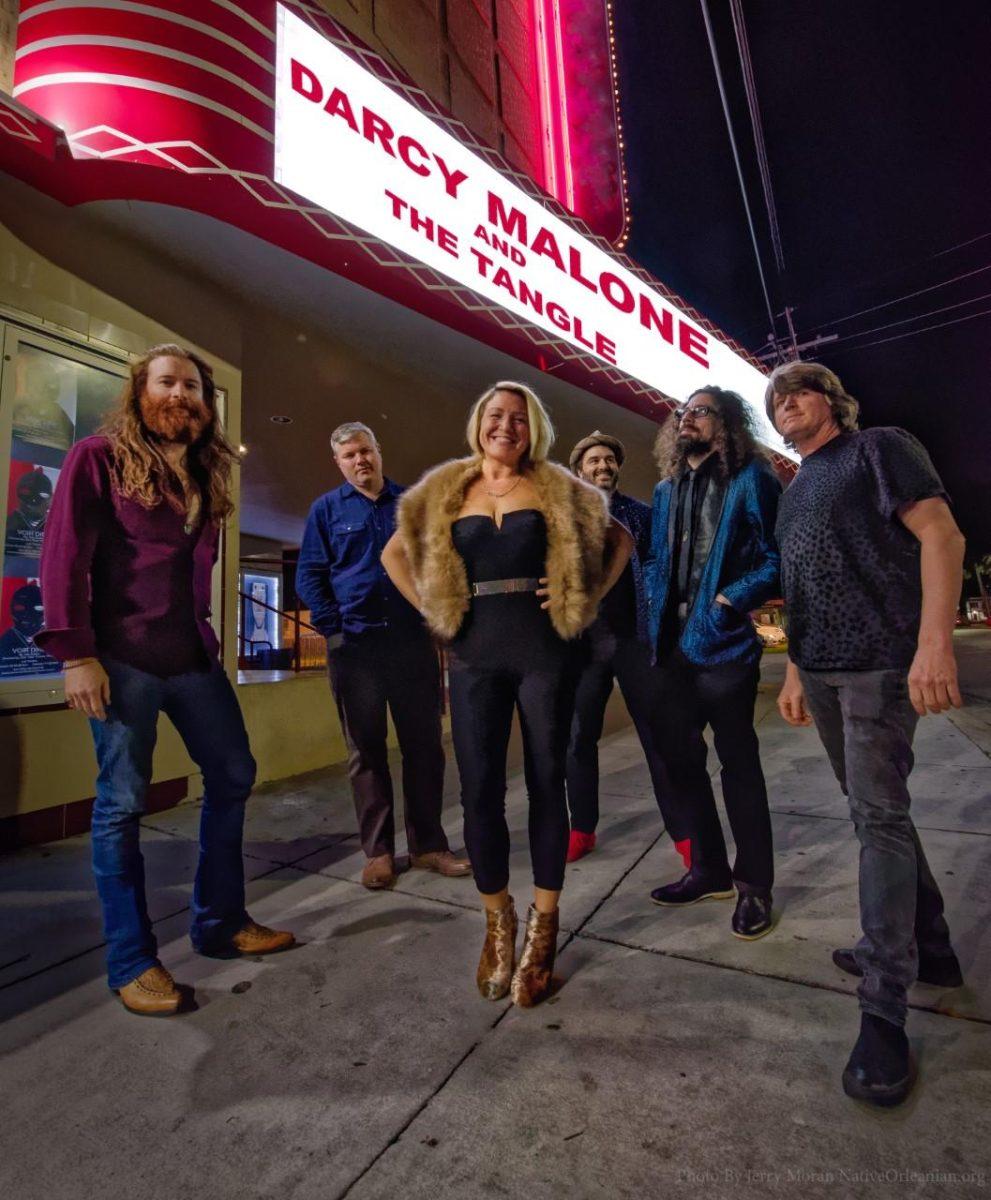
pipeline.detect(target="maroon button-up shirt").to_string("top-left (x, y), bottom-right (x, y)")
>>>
top-left (36, 436), bottom-right (220, 677)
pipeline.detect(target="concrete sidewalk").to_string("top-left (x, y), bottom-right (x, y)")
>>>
top-left (1, 642), bottom-right (990, 1200)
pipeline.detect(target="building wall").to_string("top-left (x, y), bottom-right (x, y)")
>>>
top-left (239, 672), bottom-right (347, 781)
top-left (316, 0), bottom-right (544, 185)
top-left (0, 0), bottom-right (16, 94)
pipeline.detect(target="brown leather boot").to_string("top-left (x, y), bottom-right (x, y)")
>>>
top-left (116, 964), bottom-right (184, 1016)
top-left (510, 905), bottom-right (559, 1008)
top-left (409, 850), bottom-right (473, 877)
top-left (476, 897), bottom-right (518, 1001)
top-left (361, 854), bottom-right (397, 890)
top-left (231, 921), bottom-right (296, 955)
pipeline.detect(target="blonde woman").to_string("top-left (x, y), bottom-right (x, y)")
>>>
top-left (382, 382), bottom-right (632, 1006)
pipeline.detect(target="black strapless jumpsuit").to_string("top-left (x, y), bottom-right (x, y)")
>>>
top-left (448, 509), bottom-right (578, 893)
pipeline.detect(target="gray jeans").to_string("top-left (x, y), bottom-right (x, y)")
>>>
top-left (799, 668), bottom-right (955, 1026)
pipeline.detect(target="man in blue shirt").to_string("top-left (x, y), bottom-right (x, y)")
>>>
top-left (296, 422), bottom-right (470, 890)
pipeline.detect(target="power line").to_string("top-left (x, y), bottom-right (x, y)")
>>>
top-left (820, 288), bottom-right (991, 349)
top-left (933, 230), bottom-right (991, 258)
top-left (827, 304), bottom-right (991, 356)
top-left (729, 0), bottom-right (784, 273)
top-left (698, 0), bottom-right (779, 344)
top-left (736, 232), bottom-right (991, 342)
top-left (798, 260), bottom-right (991, 336)
top-left (805, 233), bottom-right (991, 315)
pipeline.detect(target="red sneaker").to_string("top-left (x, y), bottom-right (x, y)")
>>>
top-left (566, 830), bottom-right (597, 863)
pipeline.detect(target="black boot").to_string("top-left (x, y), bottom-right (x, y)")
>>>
top-left (732, 892), bottom-right (773, 940)
top-left (842, 1013), bottom-right (915, 1107)
top-left (650, 868), bottom-right (734, 907)
top-left (832, 947), bottom-right (963, 989)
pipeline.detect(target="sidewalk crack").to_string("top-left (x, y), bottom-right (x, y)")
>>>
top-left (575, 929), bottom-right (991, 1028)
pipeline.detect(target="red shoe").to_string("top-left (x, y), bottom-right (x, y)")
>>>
top-left (566, 830), bottom-right (597, 863)
top-left (674, 838), bottom-right (692, 870)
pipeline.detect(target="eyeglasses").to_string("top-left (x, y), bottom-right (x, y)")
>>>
top-left (675, 405), bottom-right (719, 423)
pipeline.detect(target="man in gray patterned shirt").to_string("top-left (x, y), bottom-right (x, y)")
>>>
top-left (770, 361), bottom-right (965, 1109)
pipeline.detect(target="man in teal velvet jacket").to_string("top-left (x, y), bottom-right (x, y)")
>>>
top-left (644, 387), bottom-right (782, 940)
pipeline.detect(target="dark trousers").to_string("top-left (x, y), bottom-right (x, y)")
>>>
top-left (328, 630), bottom-right (447, 859)
top-left (89, 658), bottom-right (255, 987)
top-left (448, 656), bottom-right (576, 894)
top-left (649, 650), bottom-right (773, 893)
top-left (800, 667), bottom-right (955, 1026)
top-left (566, 625), bottom-right (680, 838)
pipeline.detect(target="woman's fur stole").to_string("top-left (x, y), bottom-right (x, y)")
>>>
top-left (397, 456), bottom-right (609, 642)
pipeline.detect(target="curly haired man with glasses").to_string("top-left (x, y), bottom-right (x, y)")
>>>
top-left (644, 387), bottom-right (782, 940)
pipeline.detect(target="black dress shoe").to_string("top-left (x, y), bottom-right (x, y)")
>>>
top-left (842, 1013), bottom-right (915, 1107)
top-left (732, 893), bottom-right (773, 940)
top-left (832, 947), bottom-right (964, 988)
top-left (650, 869), bottom-right (734, 907)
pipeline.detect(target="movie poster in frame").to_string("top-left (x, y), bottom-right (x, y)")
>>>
top-left (0, 325), bottom-right (127, 700)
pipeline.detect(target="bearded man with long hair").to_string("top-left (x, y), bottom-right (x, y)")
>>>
top-left (643, 386), bottom-right (782, 940)
top-left (38, 344), bottom-right (293, 1016)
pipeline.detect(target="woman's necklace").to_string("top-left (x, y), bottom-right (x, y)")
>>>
top-left (482, 474), bottom-right (524, 499)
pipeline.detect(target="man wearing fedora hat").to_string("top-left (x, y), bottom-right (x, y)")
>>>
top-left (565, 432), bottom-right (682, 863)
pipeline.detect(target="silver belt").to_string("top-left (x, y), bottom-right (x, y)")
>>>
top-left (471, 577), bottom-right (540, 597)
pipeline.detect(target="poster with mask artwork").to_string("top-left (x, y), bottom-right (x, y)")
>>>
top-left (4, 462), bottom-right (59, 572)
top-left (240, 572), bottom-right (281, 657)
top-left (1, 341), bottom-right (124, 685)
top-left (0, 577), bottom-right (60, 678)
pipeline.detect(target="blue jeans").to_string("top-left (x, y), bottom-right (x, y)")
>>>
top-left (799, 667), bottom-right (955, 1026)
top-left (89, 658), bottom-right (256, 988)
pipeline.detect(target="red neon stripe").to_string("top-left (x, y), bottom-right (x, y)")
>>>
top-left (534, 0), bottom-right (559, 198)
top-left (549, 0), bottom-right (575, 210)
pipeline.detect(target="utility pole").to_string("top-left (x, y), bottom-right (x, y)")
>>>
top-left (783, 306), bottom-right (799, 359)
top-left (756, 307), bottom-right (839, 364)
top-left (756, 328), bottom-right (838, 365)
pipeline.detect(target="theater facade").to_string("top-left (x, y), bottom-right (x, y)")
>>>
top-left (0, 0), bottom-right (790, 844)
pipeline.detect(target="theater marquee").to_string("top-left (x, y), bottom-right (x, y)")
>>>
top-left (274, 5), bottom-right (788, 455)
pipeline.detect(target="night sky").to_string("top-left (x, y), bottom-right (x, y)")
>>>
top-left (615, 0), bottom-right (991, 558)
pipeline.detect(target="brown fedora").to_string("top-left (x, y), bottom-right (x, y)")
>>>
top-left (569, 430), bottom-right (626, 475)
